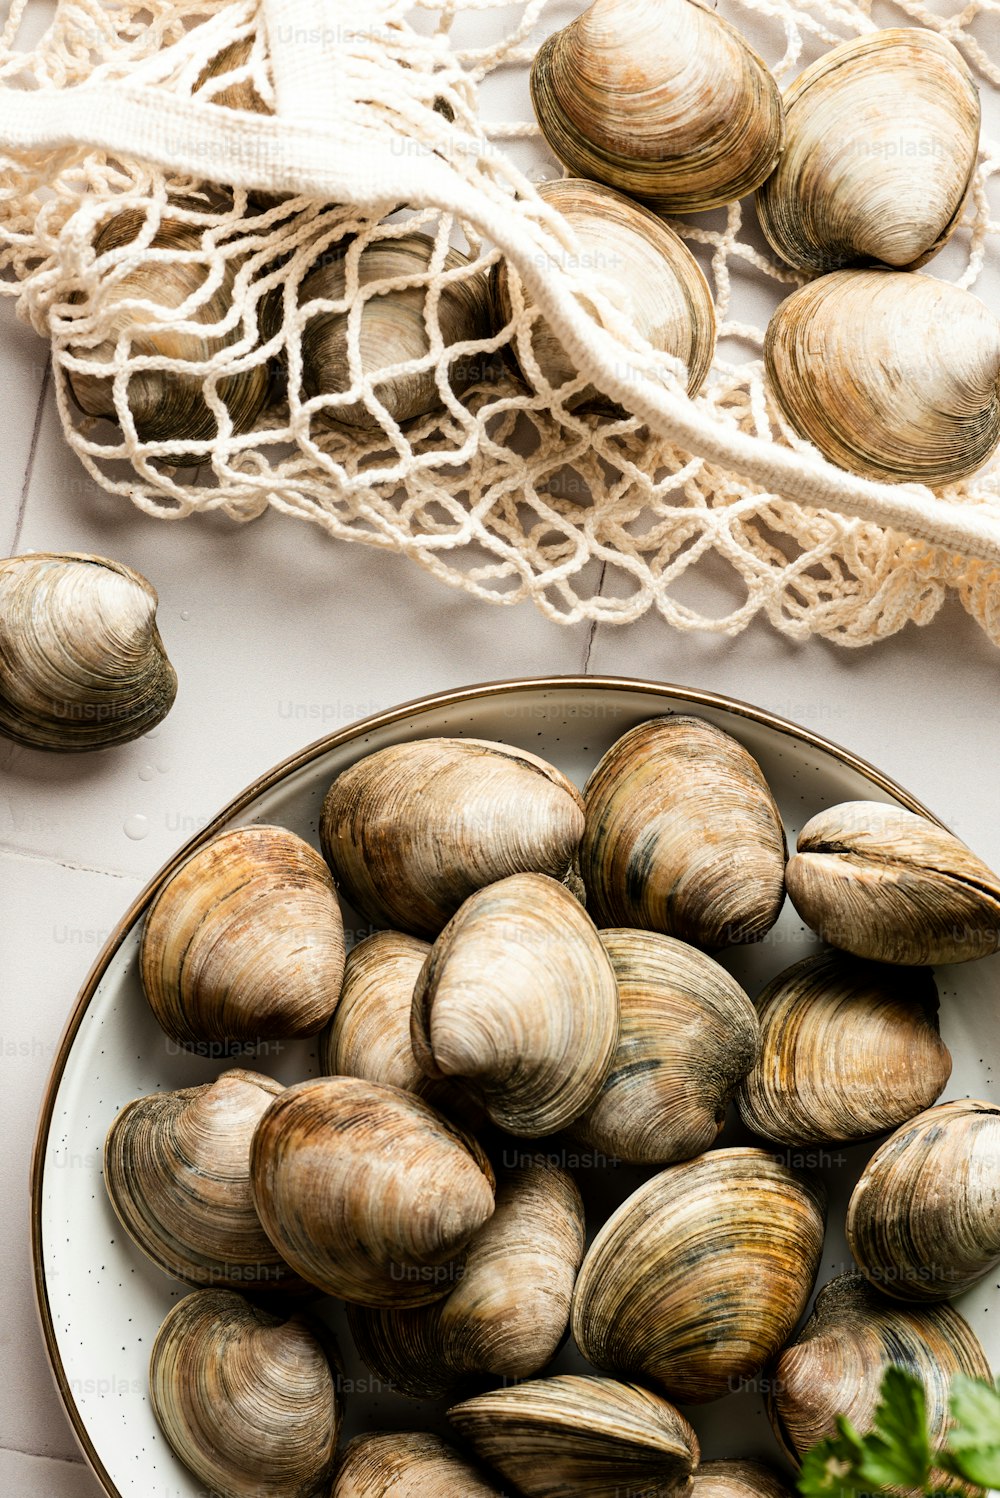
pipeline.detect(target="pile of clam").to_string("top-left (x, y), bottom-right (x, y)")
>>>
top-left (101, 716), bottom-right (1000, 1497)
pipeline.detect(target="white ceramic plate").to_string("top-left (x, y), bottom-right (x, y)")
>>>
top-left (32, 676), bottom-right (1000, 1498)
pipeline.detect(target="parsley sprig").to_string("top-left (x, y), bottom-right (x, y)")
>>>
top-left (797, 1367), bottom-right (1000, 1498)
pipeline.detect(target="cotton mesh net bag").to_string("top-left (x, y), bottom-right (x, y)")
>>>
top-left (0, 0), bottom-right (998, 644)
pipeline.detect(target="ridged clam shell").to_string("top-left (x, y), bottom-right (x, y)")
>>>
top-left (571, 1148), bottom-right (825, 1402)
top-left (149, 1289), bottom-right (341, 1498)
top-left (411, 872), bottom-right (619, 1136)
top-left (757, 30), bottom-right (980, 275)
top-left (68, 211), bottom-right (270, 451)
top-left (299, 233), bottom-right (491, 433)
top-left (580, 716), bottom-right (786, 947)
top-left (448, 1374), bottom-right (700, 1498)
top-left (574, 929), bottom-right (759, 1164)
top-left (332, 1432), bottom-right (506, 1497)
top-left (530, 0), bottom-right (783, 212)
top-left (141, 825), bottom-right (346, 1046)
top-left (785, 801), bottom-right (1000, 965)
top-left (692, 1461), bottom-right (793, 1498)
top-left (846, 1099), bottom-right (1000, 1301)
top-left (348, 1160), bottom-right (585, 1396)
top-left (0, 552), bottom-right (176, 751)
top-left (736, 952), bottom-right (951, 1146)
top-left (249, 1077), bottom-right (496, 1306)
top-left (194, 35), bottom-right (269, 114)
top-left (769, 1272), bottom-right (992, 1487)
top-left (320, 737), bottom-right (585, 939)
top-left (494, 178), bottom-right (715, 408)
top-left (764, 269), bottom-right (1000, 486)
top-left (103, 1069), bottom-right (296, 1290)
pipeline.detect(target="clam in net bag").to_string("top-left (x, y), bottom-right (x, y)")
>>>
top-left (0, 0), bottom-right (998, 644)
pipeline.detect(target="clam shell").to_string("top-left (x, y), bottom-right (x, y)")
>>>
top-left (574, 929), bottom-right (759, 1164)
top-left (764, 269), bottom-right (1000, 487)
top-left (299, 233), bottom-right (491, 433)
top-left (530, 0), bottom-right (783, 213)
top-left (448, 1373), bottom-right (700, 1498)
top-left (757, 29), bottom-right (980, 275)
top-left (736, 952), bottom-right (951, 1146)
top-left (149, 1288), bottom-right (341, 1498)
top-left (571, 1147), bottom-right (825, 1402)
top-left (320, 737), bottom-right (585, 939)
top-left (769, 1272), bottom-right (992, 1478)
top-left (103, 1069), bottom-right (297, 1290)
top-left (141, 825), bottom-right (346, 1046)
top-left (494, 178), bottom-right (715, 408)
top-left (692, 1461), bottom-right (793, 1498)
top-left (348, 1160), bottom-right (585, 1396)
top-left (332, 1432), bottom-right (506, 1497)
top-left (67, 211), bottom-right (271, 451)
top-left (411, 872), bottom-right (619, 1136)
top-left (846, 1099), bottom-right (1000, 1301)
top-left (249, 1077), bottom-right (496, 1306)
top-left (0, 552), bottom-right (177, 751)
top-left (785, 800), bottom-right (1000, 965)
top-left (194, 35), bottom-right (269, 114)
top-left (580, 716), bottom-right (786, 947)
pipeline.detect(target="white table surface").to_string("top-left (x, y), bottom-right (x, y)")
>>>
top-left (3, 8), bottom-right (1000, 1493)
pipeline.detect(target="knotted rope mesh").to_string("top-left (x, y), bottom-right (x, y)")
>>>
top-left (0, 0), bottom-right (997, 644)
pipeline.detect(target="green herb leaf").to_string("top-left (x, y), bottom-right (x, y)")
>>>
top-left (853, 1367), bottom-right (933, 1492)
top-left (797, 1419), bottom-right (869, 1498)
top-left (944, 1375), bottom-right (1000, 1487)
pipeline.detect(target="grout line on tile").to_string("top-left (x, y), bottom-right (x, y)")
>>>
top-left (581, 561), bottom-right (607, 673)
top-left (11, 352), bottom-right (51, 553)
top-left (0, 840), bottom-right (142, 881)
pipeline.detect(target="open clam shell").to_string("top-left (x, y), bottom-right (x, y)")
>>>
top-left (736, 952), bottom-right (951, 1146)
top-left (580, 716), bottom-right (786, 948)
top-left (348, 1160), bottom-right (585, 1396)
top-left (846, 1099), bottom-right (1000, 1302)
top-left (692, 1461), bottom-right (793, 1498)
top-left (149, 1288), bottom-right (341, 1498)
top-left (764, 269), bottom-right (1000, 487)
top-left (411, 872), bottom-right (620, 1136)
top-left (785, 800), bottom-right (1000, 965)
top-left (495, 177), bottom-right (715, 408)
top-left (332, 1432), bottom-right (507, 1496)
top-left (141, 824), bottom-right (346, 1046)
top-left (249, 1077), bottom-right (496, 1306)
top-left (530, 0), bottom-right (783, 213)
top-left (0, 552), bottom-right (177, 751)
top-left (572, 1147), bottom-right (825, 1402)
top-left (103, 1070), bottom-right (296, 1290)
top-left (320, 737), bottom-right (585, 939)
top-left (574, 929), bottom-right (759, 1164)
top-left (448, 1373), bottom-right (700, 1498)
top-left (757, 29), bottom-right (980, 275)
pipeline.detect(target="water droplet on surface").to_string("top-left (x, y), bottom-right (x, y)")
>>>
top-left (144, 728), bottom-right (160, 741)
top-left (156, 760), bottom-right (171, 775)
top-left (138, 765), bottom-right (155, 782)
top-left (123, 814), bottom-right (150, 841)
top-left (180, 610), bottom-right (190, 621)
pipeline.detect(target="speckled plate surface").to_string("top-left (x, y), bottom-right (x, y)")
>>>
top-left (32, 677), bottom-right (1000, 1498)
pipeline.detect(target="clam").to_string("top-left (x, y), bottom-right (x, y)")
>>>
top-left (298, 233), bottom-right (491, 433)
top-left (495, 178), bottom-right (715, 408)
top-left (770, 1272), bottom-right (992, 1472)
top-left (692, 1462), bottom-right (793, 1498)
top-left (580, 716), bottom-right (786, 948)
top-left (141, 825), bottom-right (345, 1046)
top-left (67, 209), bottom-right (271, 453)
top-left (104, 1070), bottom-right (297, 1290)
top-left (194, 35), bottom-right (269, 114)
top-left (757, 30), bottom-right (980, 275)
top-left (449, 1374), bottom-right (700, 1498)
top-left (574, 929), bottom-right (759, 1164)
top-left (149, 1288), bottom-right (340, 1498)
top-left (530, 0), bottom-right (783, 212)
top-left (785, 800), bottom-right (1000, 965)
top-left (249, 1076), bottom-right (495, 1306)
top-left (320, 737), bottom-right (585, 939)
top-left (764, 269), bottom-right (1000, 486)
top-left (332, 1432), bottom-right (506, 1497)
top-left (571, 1147), bottom-right (825, 1402)
top-left (411, 872), bottom-right (619, 1136)
top-left (348, 1160), bottom-right (585, 1396)
top-left (846, 1098), bottom-right (1000, 1301)
top-left (736, 952), bottom-right (951, 1147)
top-left (0, 552), bottom-right (176, 751)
